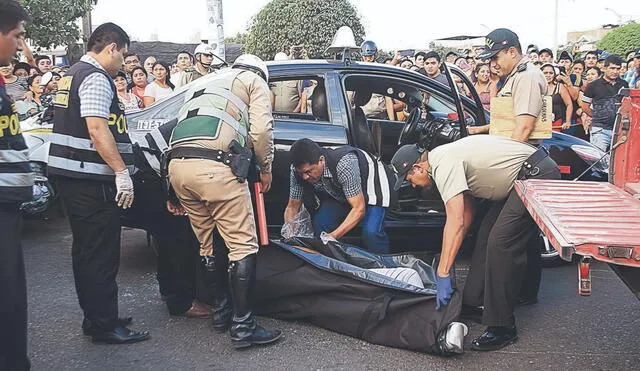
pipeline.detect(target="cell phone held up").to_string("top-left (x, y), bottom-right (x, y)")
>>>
top-left (397, 49), bottom-right (415, 57)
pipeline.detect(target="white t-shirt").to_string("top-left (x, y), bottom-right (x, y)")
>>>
top-left (143, 82), bottom-right (173, 102)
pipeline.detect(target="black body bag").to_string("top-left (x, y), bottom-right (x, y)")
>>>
top-left (255, 237), bottom-right (462, 354)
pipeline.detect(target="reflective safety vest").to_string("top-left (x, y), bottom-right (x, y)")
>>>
top-left (49, 60), bottom-right (135, 182)
top-left (170, 69), bottom-right (250, 147)
top-left (0, 77), bottom-right (34, 203)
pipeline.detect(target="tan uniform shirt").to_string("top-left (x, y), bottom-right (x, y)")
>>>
top-left (362, 93), bottom-right (387, 119)
top-left (497, 57), bottom-right (547, 117)
top-left (173, 69), bottom-right (274, 172)
top-left (428, 135), bottom-right (536, 203)
top-left (270, 80), bottom-right (302, 112)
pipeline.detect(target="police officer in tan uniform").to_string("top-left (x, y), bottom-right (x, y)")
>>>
top-left (468, 29), bottom-right (547, 143)
top-left (166, 54), bottom-right (282, 349)
top-left (392, 135), bottom-right (560, 351)
top-left (467, 29), bottom-right (549, 311)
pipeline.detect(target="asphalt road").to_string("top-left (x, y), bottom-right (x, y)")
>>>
top-left (22, 216), bottom-right (639, 371)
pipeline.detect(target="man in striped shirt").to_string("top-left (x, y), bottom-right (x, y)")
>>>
top-left (284, 138), bottom-right (395, 254)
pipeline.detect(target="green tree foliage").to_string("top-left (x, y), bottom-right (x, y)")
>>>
top-left (244, 0), bottom-right (365, 60)
top-left (597, 23), bottom-right (640, 57)
top-left (225, 32), bottom-right (249, 45)
top-left (20, 0), bottom-right (93, 49)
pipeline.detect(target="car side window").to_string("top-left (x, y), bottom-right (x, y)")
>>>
top-left (269, 77), bottom-right (328, 123)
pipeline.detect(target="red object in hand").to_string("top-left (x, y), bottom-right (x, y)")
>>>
top-left (254, 182), bottom-right (269, 246)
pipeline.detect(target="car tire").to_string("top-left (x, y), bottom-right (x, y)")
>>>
top-left (536, 229), bottom-right (568, 267)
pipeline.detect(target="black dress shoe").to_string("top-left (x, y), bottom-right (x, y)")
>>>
top-left (471, 326), bottom-right (518, 351)
top-left (459, 304), bottom-right (483, 323)
top-left (91, 326), bottom-right (150, 344)
top-left (82, 317), bottom-right (133, 335)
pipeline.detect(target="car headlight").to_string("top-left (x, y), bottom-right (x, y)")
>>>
top-left (571, 144), bottom-right (609, 174)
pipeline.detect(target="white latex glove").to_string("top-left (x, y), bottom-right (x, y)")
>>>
top-left (114, 168), bottom-right (134, 209)
top-left (320, 231), bottom-right (338, 245)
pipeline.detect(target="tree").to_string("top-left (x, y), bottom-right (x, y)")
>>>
top-left (20, 0), bottom-right (93, 50)
top-left (597, 23), bottom-right (640, 57)
top-left (244, 0), bottom-right (365, 60)
top-left (225, 32), bottom-right (249, 45)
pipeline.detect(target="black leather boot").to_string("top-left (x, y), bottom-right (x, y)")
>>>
top-left (201, 255), bottom-right (233, 333)
top-left (228, 254), bottom-right (283, 349)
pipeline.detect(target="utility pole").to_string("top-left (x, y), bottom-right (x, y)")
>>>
top-left (206, 0), bottom-right (225, 62)
top-left (553, 0), bottom-right (559, 52)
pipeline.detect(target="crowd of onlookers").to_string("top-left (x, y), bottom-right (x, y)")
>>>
top-left (5, 37), bottom-right (640, 152)
top-left (379, 45), bottom-right (639, 150)
top-left (3, 42), bottom-right (225, 118)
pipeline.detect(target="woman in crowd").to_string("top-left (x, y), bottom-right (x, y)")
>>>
top-left (0, 59), bottom-right (28, 101)
top-left (130, 66), bottom-right (148, 106)
top-left (542, 64), bottom-right (573, 134)
top-left (399, 58), bottom-right (413, 69)
top-left (114, 70), bottom-right (142, 113)
top-left (13, 62), bottom-right (30, 78)
top-left (471, 63), bottom-right (497, 111)
top-left (570, 59), bottom-right (585, 85)
top-left (15, 74), bottom-right (42, 119)
top-left (584, 66), bottom-right (602, 86)
top-left (143, 61), bottom-right (174, 107)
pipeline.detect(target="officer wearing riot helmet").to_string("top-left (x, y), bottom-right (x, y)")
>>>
top-left (360, 40), bottom-right (378, 62)
top-left (175, 43), bottom-right (219, 88)
top-left (48, 22), bottom-right (150, 344)
top-left (166, 54), bottom-right (282, 349)
top-left (0, 1), bottom-right (34, 368)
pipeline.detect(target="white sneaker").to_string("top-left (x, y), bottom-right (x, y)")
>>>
top-left (443, 322), bottom-right (469, 354)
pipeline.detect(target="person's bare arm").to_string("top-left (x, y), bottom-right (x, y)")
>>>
top-left (86, 117), bottom-right (126, 172)
top-left (437, 192), bottom-right (474, 276)
top-left (384, 96), bottom-right (395, 120)
top-left (20, 39), bottom-right (35, 66)
top-left (328, 193), bottom-right (366, 240)
top-left (284, 198), bottom-right (302, 222)
top-left (143, 96), bottom-right (155, 107)
top-left (560, 85), bottom-right (573, 129)
top-left (511, 114), bottom-right (537, 142)
top-left (580, 101), bottom-right (593, 117)
top-left (468, 124), bottom-right (490, 135)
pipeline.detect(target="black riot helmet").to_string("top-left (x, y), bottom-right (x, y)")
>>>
top-left (360, 40), bottom-right (378, 57)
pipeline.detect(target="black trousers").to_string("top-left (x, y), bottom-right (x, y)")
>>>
top-left (462, 156), bottom-right (560, 327)
top-left (0, 204), bottom-right (30, 371)
top-left (57, 177), bottom-right (122, 330)
top-left (124, 177), bottom-right (199, 314)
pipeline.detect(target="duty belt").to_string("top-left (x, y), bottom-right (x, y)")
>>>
top-left (166, 140), bottom-right (253, 183)
top-left (518, 147), bottom-right (549, 179)
top-left (168, 146), bottom-right (235, 166)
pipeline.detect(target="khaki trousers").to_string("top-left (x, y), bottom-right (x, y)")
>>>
top-left (169, 158), bottom-right (258, 261)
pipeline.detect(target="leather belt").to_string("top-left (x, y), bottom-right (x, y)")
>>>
top-left (168, 146), bottom-right (235, 166)
top-left (519, 147), bottom-right (549, 179)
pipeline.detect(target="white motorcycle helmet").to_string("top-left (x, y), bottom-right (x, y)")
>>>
top-left (194, 43), bottom-right (215, 57)
top-left (232, 54), bottom-right (269, 81)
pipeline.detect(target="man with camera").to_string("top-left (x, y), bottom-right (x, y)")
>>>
top-left (391, 134), bottom-right (560, 351)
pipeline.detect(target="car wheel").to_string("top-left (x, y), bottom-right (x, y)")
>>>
top-left (537, 229), bottom-right (567, 267)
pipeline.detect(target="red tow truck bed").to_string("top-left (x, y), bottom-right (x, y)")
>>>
top-left (514, 179), bottom-right (640, 267)
top-left (514, 88), bottom-right (640, 298)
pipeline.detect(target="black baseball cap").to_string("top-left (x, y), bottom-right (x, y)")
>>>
top-left (634, 49), bottom-right (640, 59)
top-left (558, 50), bottom-right (573, 62)
top-left (539, 48), bottom-right (554, 58)
top-left (477, 28), bottom-right (521, 60)
top-left (391, 144), bottom-right (423, 191)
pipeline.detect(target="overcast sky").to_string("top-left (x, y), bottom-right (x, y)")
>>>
top-left (92, 0), bottom-right (640, 50)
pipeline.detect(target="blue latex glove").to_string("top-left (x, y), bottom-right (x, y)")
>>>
top-left (436, 274), bottom-right (454, 311)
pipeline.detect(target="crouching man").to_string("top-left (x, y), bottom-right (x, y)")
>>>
top-left (391, 135), bottom-right (560, 351)
top-left (284, 138), bottom-right (395, 253)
